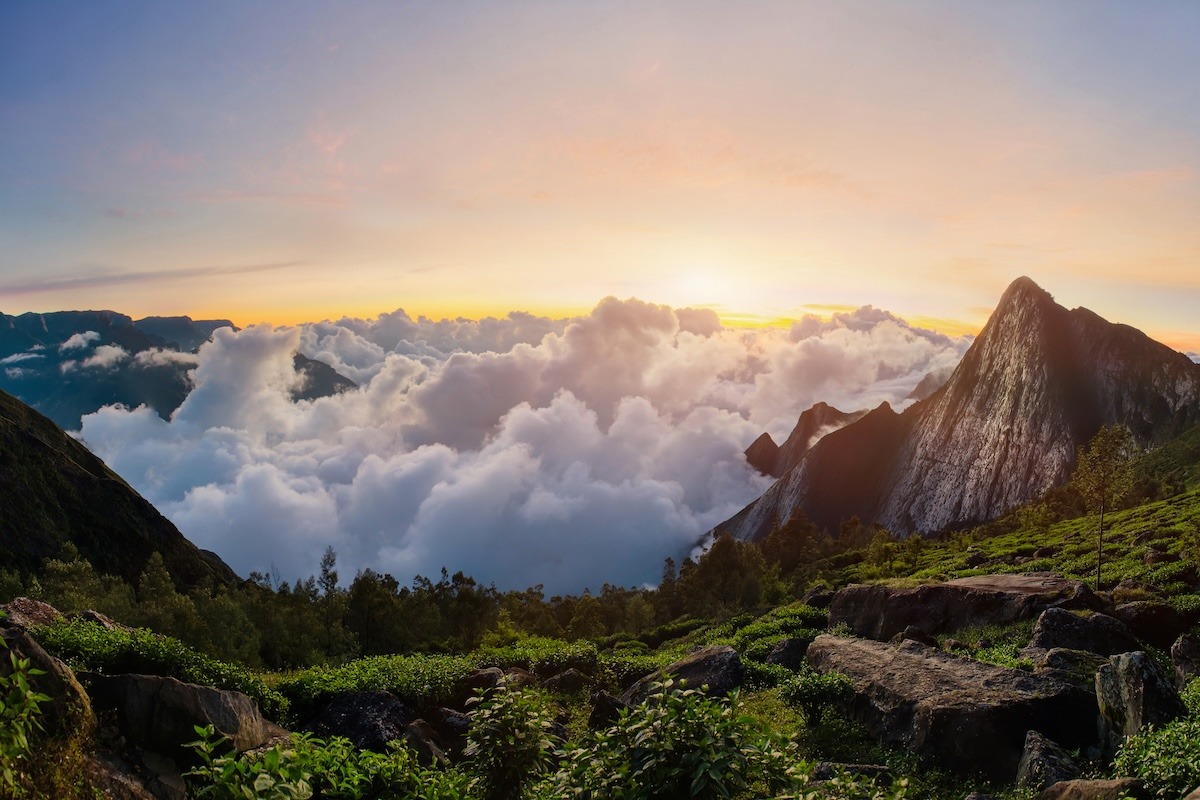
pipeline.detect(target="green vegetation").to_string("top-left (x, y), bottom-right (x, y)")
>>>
top-left (0, 638), bottom-right (50, 795)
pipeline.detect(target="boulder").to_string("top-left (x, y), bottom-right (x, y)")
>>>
top-left (83, 672), bottom-right (281, 758)
top-left (302, 690), bottom-right (415, 751)
top-left (543, 668), bottom-right (590, 694)
top-left (2, 626), bottom-right (92, 737)
top-left (450, 667), bottom-right (504, 709)
top-left (1183, 788), bottom-right (1200, 800)
top-left (78, 609), bottom-right (133, 632)
top-left (588, 690), bottom-right (628, 729)
top-left (82, 751), bottom-right (159, 800)
top-left (1172, 632), bottom-right (1200, 690)
top-left (1034, 778), bottom-right (1147, 800)
top-left (1095, 651), bottom-right (1187, 756)
top-left (892, 625), bottom-right (938, 648)
top-left (422, 707), bottom-right (471, 758)
top-left (1015, 730), bottom-right (1079, 792)
top-left (1114, 602), bottom-right (1189, 648)
top-left (1027, 608), bottom-right (1139, 656)
top-left (503, 666), bottom-right (541, 690)
top-left (1143, 550), bottom-right (1180, 565)
top-left (765, 637), bottom-right (812, 671)
top-left (1029, 648), bottom-right (1108, 689)
top-left (829, 574), bottom-right (1103, 641)
top-left (620, 645), bottom-right (744, 705)
top-left (404, 719), bottom-right (447, 766)
top-left (0, 597), bottom-right (64, 628)
top-left (805, 635), bottom-right (1098, 780)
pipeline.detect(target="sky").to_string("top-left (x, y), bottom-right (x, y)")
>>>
top-left (2, 1), bottom-right (1200, 351)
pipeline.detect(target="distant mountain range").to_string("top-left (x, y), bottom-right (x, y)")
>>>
top-left (0, 310), bottom-right (355, 429)
top-left (720, 277), bottom-right (1200, 541)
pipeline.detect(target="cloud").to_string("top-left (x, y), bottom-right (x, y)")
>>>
top-left (0, 352), bottom-right (44, 365)
top-left (133, 348), bottom-right (201, 369)
top-left (77, 297), bottom-right (968, 592)
top-left (59, 331), bottom-right (100, 352)
top-left (82, 345), bottom-right (130, 370)
top-left (0, 262), bottom-right (307, 297)
top-left (4, 367), bottom-right (31, 379)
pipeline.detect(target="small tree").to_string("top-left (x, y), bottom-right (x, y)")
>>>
top-left (1073, 425), bottom-right (1136, 590)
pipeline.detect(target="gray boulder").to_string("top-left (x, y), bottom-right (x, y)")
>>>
top-left (830, 574), bottom-right (1102, 641)
top-left (450, 667), bottom-right (504, 709)
top-left (621, 645), bottom-right (744, 705)
top-left (422, 707), bottom-right (471, 758)
top-left (765, 637), bottom-right (811, 671)
top-left (543, 668), bottom-right (590, 694)
top-left (0, 597), bottom-right (64, 628)
top-left (1095, 651), bottom-right (1187, 756)
top-left (1015, 730), bottom-right (1079, 792)
top-left (806, 635), bottom-right (1098, 780)
top-left (587, 690), bottom-right (628, 729)
top-left (1113, 602), bottom-right (1189, 649)
top-left (302, 689), bottom-right (415, 751)
top-left (1172, 632), bottom-right (1200, 690)
top-left (1034, 778), bottom-right (1148, 800)
top-left (404, 719), bottom-right (447, 766)
top-left (1028, 608), bottom-right (1139, 656)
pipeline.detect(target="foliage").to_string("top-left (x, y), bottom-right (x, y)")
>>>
top-left (186, 725), bottom-right (471, 799)
top-left (1112, 719), bottom-right (1200, 799)
top-left (0, 639), bottom-right (50, 794)
top-left (1182, 677), bottom-right (1200, 717)
top-left (780, 668), bottom-right (854, 727)
top-left (464, 682), bottom-right (558, 800)
top-left (31, 618), bottom-right (288, 721)
top-left (1072, 425), bottom-right (1137, 589)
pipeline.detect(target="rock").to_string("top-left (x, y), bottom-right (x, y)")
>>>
top-left (1183, 788), bottom-right (1200, 800)
top-left (802, 588), bottom-right (835, 609)
top-left (543, 668), bottom-right (590, 694)
top-left (1172, 632), bottom-right (1200, 690)
top-left (1030, 648), bottom-right (1109, 689)
top-left (829, 574), bottom-right (1103, 641)
top-left (805, 635), bottom-right (1098, 780)
top-left (422, 707), bottom-right (471, 758)
top-left (588, 690), bottom-right (628, 729)
top-left (1113, 602), bottom-right (1189, 649)
top-left (2, 626), bottom-right (92, 738)
top-left (504, 666), bottom-right (540, 689)
top-left (78, 609), bottom-right (133, 631)
top-left (1028, 608), bottom-right (1139, 656)
top-left (892, 625), bottom-right (938, 648)
top-left (82, 672), bottom-right (281, 759)
top-left (1034, 778), bottom-right (1148, 800)
top-left (943, 639), bottom-right (969, 653)
top-left (83, 751), bottom-right (158, 800)
top-left (621, 645), bottom-right (745, 705)
top-left (0, 596), bottom-right (64, 628)
top-left (450, 667), bottom-right (504, 709)
top-left (404, 719), bottom-right (447, 766)
top-left (1143, 550), bottom-right (1180, 565)
top-left (765, 637), bottom-right (812, 670)
top-left (302, 689), bottom-right (414, 751)
top-left (1034, 547), bottom-right (1059, 559)
top-left (1095, 651), bottom-right (1187, 756)
top-left (1015, 730), bottom-right (1079, 792)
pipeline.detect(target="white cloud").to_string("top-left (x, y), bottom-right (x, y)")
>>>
top-left (0, 352), bottom-right (43, 365)
top-left (77, 298), bottom-right (968, 592)
top-left (4, 367), bottom-right (32, 379)
top-left (59, 331), bottom-right (101, 352)
top-left (81, 344), bottom-right (130, 369)
top-left (133, 348), bottom-right (200, 369)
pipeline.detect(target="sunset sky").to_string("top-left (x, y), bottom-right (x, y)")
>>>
top-left (3, 1), bottom-right (1199, 350)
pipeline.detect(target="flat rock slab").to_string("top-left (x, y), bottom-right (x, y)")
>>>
top-left (829, 573), bottom-right (1103, 641)
top-left (806, 635), bottom-right (1098, 781)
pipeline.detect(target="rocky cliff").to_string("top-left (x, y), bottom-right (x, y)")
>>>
top-left (721, 277), bottom-right (1200, 540)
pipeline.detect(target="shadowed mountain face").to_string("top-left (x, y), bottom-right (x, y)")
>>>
top-left (721, 277), bottom-right (1200, 540)
top-left (0, 388), bottom-right (237, 588)
top-left (744, 402), bottom-right (868, 478)
top-left (0, 310), bottom-right (355, 429)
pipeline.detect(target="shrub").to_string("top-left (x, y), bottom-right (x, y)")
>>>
top-left (464, 681), bottom-right (558, 800)
top-left (1112, 719), bottom-right (1200, 799)
top-left (0, 639), bottom-right (50, 794)
top-left (780, 668), bottom-right (854, 727)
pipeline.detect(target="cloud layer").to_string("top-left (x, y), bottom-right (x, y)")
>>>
top-left (78, 299), bottom-right (968, 593)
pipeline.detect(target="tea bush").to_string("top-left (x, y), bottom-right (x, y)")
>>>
top-left (1112, 718), bottom-right (1200, 799)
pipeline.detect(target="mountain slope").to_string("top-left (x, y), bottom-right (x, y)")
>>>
top-left (0, 387), bottom-right (236, 588)
top-left (720, 277), bottom-right (1200, 540)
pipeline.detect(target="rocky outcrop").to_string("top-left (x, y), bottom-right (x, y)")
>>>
top-left (587, 690), bottom-right (628, 729)
top-left (1015, 731), bottom-right (1079, 792)
top-left (2, 626), bottom-right (93, 738)
top-left (621, 645), bottom-right (745, 705)
top-left (744, 433), bottom-right (781, 477)
top-left (1112, 601), bottom-right (1190, 649)
top-left (1095, 651), bottom-right (1187, 756)
top-left (82, 672), bottom-right (281, 757)
top-left (1, 596), bottom-right (64, 628)
top-left (1034, 779), bottom-right (1148, 800)
top-left (717, 277), bottom-right (1200, 540)
top-left (302, 690), bottom-right (415, 751)
top-left (1027, 608), bottom-right (1139, 656)
top-left (765, 637), bottom-right (811, 670)
top-left (1173, 632), bottom-right (1200, 690)
top-left (422, 707), bottom-right (471, 758)
top-left (543, 668), bottom-right (590, 694)
top-left (806, 635), bottom-right (1098, 780)
top-left (829, 574), bottom-right (1102, 641)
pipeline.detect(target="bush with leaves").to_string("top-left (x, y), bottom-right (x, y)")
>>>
top-left (465, 681), bottom-right (559, 800)
top-left (1112, 718), bottom-right (1200, 799)
top-left (0, 638), bottom-right (50, 795)
top-left (780, 667), bottom-right (854, 727)
top-left (553, 679), bottom-right (804, 800)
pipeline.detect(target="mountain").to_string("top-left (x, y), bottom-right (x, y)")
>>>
top-left (744, 402), bottom-right (867, 478)
top-left (0, 387), bottom-right (236, 588)
top-left (721, 277), bottom-right (1200, 540)
top-left (0, 310), bottom-right (356, 429)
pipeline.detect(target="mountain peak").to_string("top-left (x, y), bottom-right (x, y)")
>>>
top-left (993, 276), bottom-right (1055, 316)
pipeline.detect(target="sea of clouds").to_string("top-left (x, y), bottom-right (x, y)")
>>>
top-left (76, 298), bottom-right (969, 593)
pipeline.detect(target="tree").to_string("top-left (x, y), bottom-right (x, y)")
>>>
top-left (1073, 425), bottom-right (1137, 590)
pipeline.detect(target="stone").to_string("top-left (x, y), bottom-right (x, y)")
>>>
top-left (404, 719), bottom-right (447, 766)
top-left (2, 626), bottom-right (92, 738)
top-left (83, 672), bottom-right (281, 759)
top-left (503, 666), bottom-right (540, 689)
top-left (1172, 632), bottom-right (1200, 690)
top-left (892, 625), bottom-right (938, 648)
top-left (422, 707), bottom-right (471, 758)
top-left (1143, 550), bottom-right (1180, 565)
top-left (588, 690), bottom-right (628, 729)
top-left (0, 597), bottom-right (64, 628)
top-left (802, 588), bottom-right (835, 609)
top-left (1095, 651), bottom-right (1187, 756)
top-left (829, 574), bottom-right (1103, 641)
top-left (805, 635), bottom-right (1098, 780)
top-left (1030, 648), bottom-right (1108, 689)
top-left (1034, 778), bottom-right (1148, 800)
top-left (765, 637), bottom-right (812, 670)
top-left (302, 690), bottom-right (414, 751)
top-left (82, 751), bottom-right (158, 800)
top-left (1015, 730), bottom-right (1080, 792)
top-left (1034, 547), bottom-right (1059, 559)
top-left (1027, 608), bottom-right (1139, 656)
top-left (78, 609), bottom-right (133, 631)
top-left (450, 667), bottom-right (504, 709)
top-left (621, 645), bottom-right (745, 705)
top-left (1183, 788), bottom-right (1200, 800)
top-left (1112, 602), bottom-right (1189, 649)
top-left (543, 668), bottom-right (590, 694)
